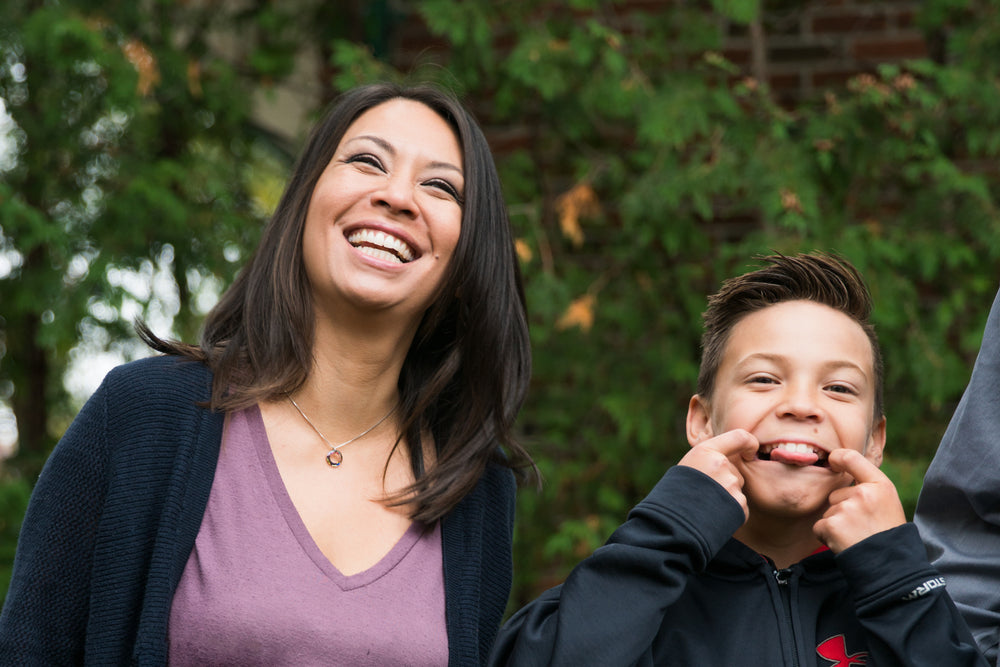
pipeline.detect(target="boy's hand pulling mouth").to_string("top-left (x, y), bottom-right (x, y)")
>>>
top-left (813, 448), bottom-right (906, 553)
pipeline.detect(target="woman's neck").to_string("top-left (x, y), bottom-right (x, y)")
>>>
top-left (292, 311), bottom-right (411, 433)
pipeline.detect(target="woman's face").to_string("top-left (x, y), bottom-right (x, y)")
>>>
top-left (301, 98), bottom-right (464, 327)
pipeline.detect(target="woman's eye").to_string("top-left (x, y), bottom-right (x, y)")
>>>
top-left (424, 178), bottom-right (463, 204)
top-left (346, 153), bottom-right (384, 171)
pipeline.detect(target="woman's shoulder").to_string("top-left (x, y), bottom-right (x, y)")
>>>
top-left (84, 355), bottom-right (223, 456)
top-left (455, 459), bottom-right (517, 527)
top-left (480, 459), bottom-right (517, 496)
top-left (99, 354), bottom-right (214, 407)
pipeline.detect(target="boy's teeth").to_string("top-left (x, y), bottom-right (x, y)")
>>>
top-left (763, 442), bottom-right (826, 467)
top-left (764, 442), bottom-right (828, 460)
top-left (772, 442), bottom-right (819, 455)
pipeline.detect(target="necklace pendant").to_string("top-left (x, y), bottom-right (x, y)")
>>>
top-left (286, 394), bottom-right (395, 471)
top-left (325, 448), bottom-right (344, 468)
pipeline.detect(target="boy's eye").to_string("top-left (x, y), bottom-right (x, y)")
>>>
top-left (748, 375), bottom-right (778, 385)
top-left (826, 384), bottom-right (856, 395)
top-left (424, 177), bottom-right (463, 204)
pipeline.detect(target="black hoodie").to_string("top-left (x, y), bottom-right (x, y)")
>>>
top-left (491, 465), bottom-right (986, 666)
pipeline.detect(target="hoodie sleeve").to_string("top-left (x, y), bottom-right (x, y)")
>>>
top-left (837, 524), bottom-right (989, 666)
top-left (488, 465), bottom-right (745, 667)
top-left (914, 287), bottom-right (1000, 666)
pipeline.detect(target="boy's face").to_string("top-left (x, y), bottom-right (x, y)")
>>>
top-left (687, 300), bottom-right (886, 520)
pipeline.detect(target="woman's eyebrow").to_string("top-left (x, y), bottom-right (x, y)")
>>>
top-left (427, 160), bottom-right (463, 175)
top-left (344, 134), bottom-right (462, 174)
top-left (344, 134), bottom-right (394, 154)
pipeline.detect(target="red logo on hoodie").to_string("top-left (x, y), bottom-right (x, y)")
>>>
top-left (817, 635), bottom-right (867, 666)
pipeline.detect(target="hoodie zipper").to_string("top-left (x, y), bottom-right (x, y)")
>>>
top-left (773, 567), bottom-right (800, 667)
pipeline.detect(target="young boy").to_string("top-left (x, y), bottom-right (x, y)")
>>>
top-left (490, 253), bottom-right (986, 666)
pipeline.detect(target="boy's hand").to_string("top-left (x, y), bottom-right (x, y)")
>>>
top-left (678, 429), bottom-right (759, 520)
top-left (812, 448), bottom-right (906, 553)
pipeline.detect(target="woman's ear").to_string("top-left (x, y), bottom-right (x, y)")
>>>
top-left (686, 394), bottom-right (714, 447)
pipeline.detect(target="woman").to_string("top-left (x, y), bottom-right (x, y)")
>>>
top-left (0, 83), bottom-right (533, 666)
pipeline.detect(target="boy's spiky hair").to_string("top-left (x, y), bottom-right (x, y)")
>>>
top-left (696, 252), bottom-right (884, 423)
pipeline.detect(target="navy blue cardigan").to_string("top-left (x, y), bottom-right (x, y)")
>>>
top-left (0, 355), bottom-right (515, 666)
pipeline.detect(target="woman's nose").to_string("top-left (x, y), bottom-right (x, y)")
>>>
top-left (372, 172), bottom-right (417, 217)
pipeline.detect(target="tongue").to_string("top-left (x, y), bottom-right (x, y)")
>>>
top-left (769, 448), bottom-right (820, 466)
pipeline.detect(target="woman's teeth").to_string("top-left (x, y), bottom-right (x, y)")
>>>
top-left (348, 229), bottom-right (415, 263)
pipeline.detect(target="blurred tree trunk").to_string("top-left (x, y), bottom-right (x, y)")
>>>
top-left (7, 305), bottom-right (48, 479)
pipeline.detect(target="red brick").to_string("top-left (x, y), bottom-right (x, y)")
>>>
top-left (769, 43), bottom-right (836, 64)
top-left (853, 37), bottom-right (928, 59)
top-left (618, 0), bottom-right (675, 10)
top-left (768, 72), bottom-right (802, 92)
top-left (813, 69), bottom-right (859, 87)
top-left (723, 47), bottom-right (752, 65)
top-left (812, 13), bottom-right (888, 33)
top-left (896, 9), bottom-right (917, 29)
top-left (763, 14), bottom-right (804, 37)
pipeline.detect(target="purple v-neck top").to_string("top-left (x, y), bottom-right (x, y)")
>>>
top-left (168, 405), bottom-right (448, 666)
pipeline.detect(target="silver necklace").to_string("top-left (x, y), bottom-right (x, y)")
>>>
top-left (286, 394), bottom-right (396, 468)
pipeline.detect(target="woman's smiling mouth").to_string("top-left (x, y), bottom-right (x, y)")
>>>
top-left (347, 229), bottom-right (416, 263)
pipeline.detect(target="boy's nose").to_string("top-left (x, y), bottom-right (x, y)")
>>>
top-left (777, 385), bottom-right (822, 421)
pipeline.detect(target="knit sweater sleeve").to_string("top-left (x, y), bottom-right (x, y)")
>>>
top-left (915, 286), bottom-right (1000, 666)
top-left (0, 356), bottom-right (221, 666)
top-left (836, 523), bottom-right (989, 666)
top-left (488, 465), bottom-right (745, 667)
top-left (0, 372), bottom-right (114, 664)
top-left (443, 461), bottom-right (517, 667)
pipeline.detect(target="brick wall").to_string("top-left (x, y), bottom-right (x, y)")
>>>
top-left (252, 2), bottom-right (933, 143)
top-left (722, 1), bottom-right (927, 104)
top-left (395, 1), bottom-right (930, 106)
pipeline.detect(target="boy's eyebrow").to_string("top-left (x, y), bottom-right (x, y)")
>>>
top-left (344, 134), bottom-right (464, 174)
top-left (735, 353), bottom-right (870, 378)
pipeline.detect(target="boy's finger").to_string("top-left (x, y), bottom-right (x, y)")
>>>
top-left (704, 429), bottom-right (759, 461)
top-left (826, 448), bottom-right (887, 484)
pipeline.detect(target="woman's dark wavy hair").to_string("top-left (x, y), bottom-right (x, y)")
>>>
top-left (142, 83), bottom-right (534, 521)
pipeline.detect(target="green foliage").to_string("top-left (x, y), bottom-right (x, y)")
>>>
top-left (0, 0), bottom-right (270, 473)
top-left (4, 0), bottom-right (1000, 614)
top-left (402, 1), bottom-right (1000, 607)
top-left (880, 457), bottom-right (931, 520)
top-left (711, 0), bottom-right (762, 24)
